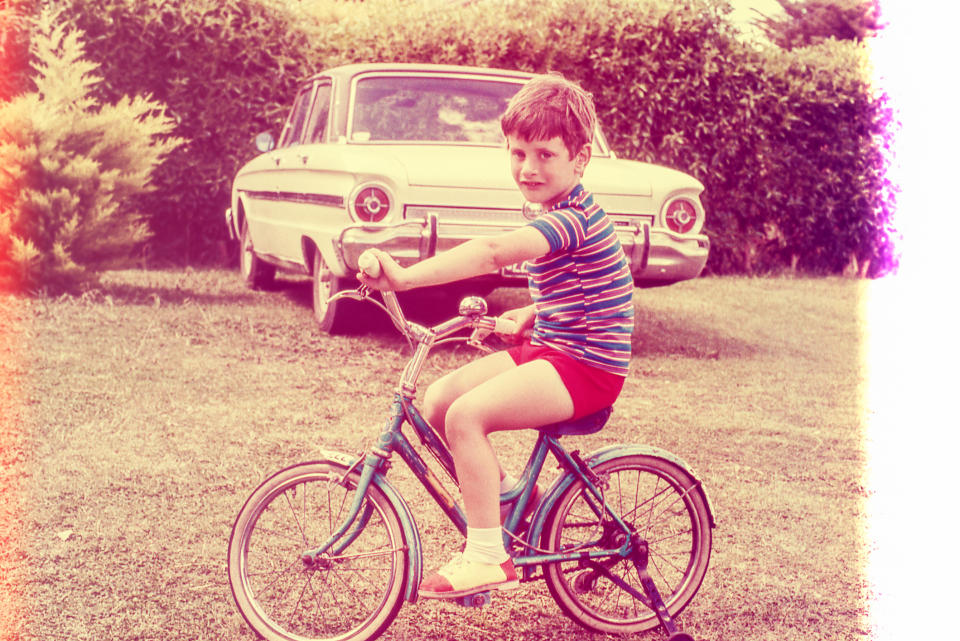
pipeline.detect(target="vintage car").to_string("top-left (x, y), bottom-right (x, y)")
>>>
top-left (225, 63), bottom-right (709, 332)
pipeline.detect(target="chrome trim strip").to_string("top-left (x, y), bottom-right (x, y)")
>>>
top-left (240, 189), bottom-right (344, 209)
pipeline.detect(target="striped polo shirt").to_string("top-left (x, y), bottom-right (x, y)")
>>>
top-left (526, 184), bottom-right (634, 376)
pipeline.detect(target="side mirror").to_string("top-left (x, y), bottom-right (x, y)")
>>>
top-left (254, 131), bottom-right (276, 153)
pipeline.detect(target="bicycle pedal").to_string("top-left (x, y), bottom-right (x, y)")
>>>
top-left (455, 591), bottom-right (491, 608)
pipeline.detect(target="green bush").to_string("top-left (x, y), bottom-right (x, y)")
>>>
top-left (56, 0), bottom-right (317, 264)
top-left (0, 0), bottom-right (37, 101)
top-left (0, 9), bottom-right (181, 293)
top-left (44, 0), bottom-right (896, 276)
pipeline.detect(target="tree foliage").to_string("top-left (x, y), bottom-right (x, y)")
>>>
top-left (0, 0), bottom-right (38, 101)
top-left (0, 9), bottom-right (181, 293)
top-left (10, 0), bottom-right (897, 276)
top-left (300, 0), bottom-right (897, 275)
top-left (54, 0), bottom-right (316, 265)
top-left (752, 0), bottom-right (884, 50)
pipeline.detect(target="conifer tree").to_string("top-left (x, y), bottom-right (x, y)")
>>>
top-left (0, 9), bottom-right (182, 293)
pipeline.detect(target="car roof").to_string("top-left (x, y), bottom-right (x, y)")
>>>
top-left (309, 62), bottom-right (536, 83)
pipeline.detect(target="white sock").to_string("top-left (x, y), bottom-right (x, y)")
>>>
top-left (463, 527), bottom-right (508, 565)
top-left (499, 473), bottom-right (519, 493)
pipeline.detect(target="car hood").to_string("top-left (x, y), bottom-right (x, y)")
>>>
top-left (370, 145), bottom-right (701, 197)
top-left (375, 145), bottom-right (515, 190)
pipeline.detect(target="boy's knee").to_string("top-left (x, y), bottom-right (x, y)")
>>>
top-left (422, 382), bottom-right (448, 433)
top-left (443, 397), bottom-right (486, 441)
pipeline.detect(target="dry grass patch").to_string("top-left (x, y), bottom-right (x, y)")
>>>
top-left (2, 270), bottom-right (870, 640)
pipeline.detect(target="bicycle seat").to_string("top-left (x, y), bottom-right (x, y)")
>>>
top-left (538, 406), bottom-right (612, 437)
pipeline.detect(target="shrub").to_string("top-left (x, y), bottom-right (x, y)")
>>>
top-left (56, 0), bottom-right (318, 265)
top-left (0, 9), bottom-right (181, 293)
top-left (740, 39), bottom-right (897, 276)
top-left (0, 0), bottom-right (37, 101)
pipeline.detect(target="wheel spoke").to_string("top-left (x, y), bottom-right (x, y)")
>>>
top-left (228, 464), bottom-right (408, 641)
top-left (542, 456), bottom-right (711, 634)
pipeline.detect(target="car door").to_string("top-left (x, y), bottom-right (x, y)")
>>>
top-left (249, 82), bottom-right (320, 264)
top-left (269, 81), bottom-right (353, 269)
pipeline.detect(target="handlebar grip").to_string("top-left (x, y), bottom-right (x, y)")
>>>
top-left (493, 317), bottom-right (521, 335)
top-left (358, 250), bottom-right (381, 278)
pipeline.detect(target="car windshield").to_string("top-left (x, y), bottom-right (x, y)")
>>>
top-left (350, 75), bottom-right (520, 144)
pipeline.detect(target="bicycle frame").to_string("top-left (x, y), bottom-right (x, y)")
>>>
top-left (297, 286), bottom-right (714, 610)
top-left (229, 275), bottom-right (717, 641)
top-left (302, 389), bottom-right (645, 601)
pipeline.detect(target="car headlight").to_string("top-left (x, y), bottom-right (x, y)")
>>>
top-left (662, 196), bottom-right (702, 235)
top-left (349, 182), bottom-right (394, 223)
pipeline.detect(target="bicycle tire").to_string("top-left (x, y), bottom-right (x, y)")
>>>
top-left (228, 461), bottom-right (409, 641)
top-left (542, 454), bottom-right (712, 634)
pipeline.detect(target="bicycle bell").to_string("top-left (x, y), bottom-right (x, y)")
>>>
top-left (458, 296), bottom-right (487, 317)
top-left (522, 201), bottom-right (544, 220)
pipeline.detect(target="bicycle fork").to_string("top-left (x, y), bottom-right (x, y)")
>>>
top-left (299, 452), bottom-right (383, 566)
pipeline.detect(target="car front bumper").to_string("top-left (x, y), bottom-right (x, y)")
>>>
top-left (337, 216), bottom-right (708, 285)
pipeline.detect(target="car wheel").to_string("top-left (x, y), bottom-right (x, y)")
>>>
top-left (312, 251), bottom-right (353, 333)
top-left (239, 221), bottom-right (275, 290)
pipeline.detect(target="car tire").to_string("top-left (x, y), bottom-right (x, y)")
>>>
top-left (239, 220), bottom-right (275, 290)
top-left (312, 251), bottom-right (354, 333)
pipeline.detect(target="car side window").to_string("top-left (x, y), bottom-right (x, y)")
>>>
top-left (278, 85), bottom-right (314, 148)
top-left (305, 83), bottom-right (332, 144)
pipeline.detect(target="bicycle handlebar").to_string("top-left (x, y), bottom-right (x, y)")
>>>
top-left (358, 251), bottom-right (381, 278)
top-left (492, 316), bottom-right (521, 335)
top-left (355, 249), bottom-right (521, 344)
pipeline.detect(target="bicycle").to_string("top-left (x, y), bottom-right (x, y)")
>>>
top-left (227, 251), bottom-right (716, 641)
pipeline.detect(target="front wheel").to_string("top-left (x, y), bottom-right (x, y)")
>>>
top-left (312, 252), bottom-right (358, 333)
top-left (227, 461), bottom-right (409, 641)
top-left (240, 220), bottom-right (276, 289)
top-left (542, 454), bottom-right (712, 635)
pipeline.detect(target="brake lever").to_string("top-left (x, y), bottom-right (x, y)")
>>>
top-left (328, 288), bottom-right (366, 304)
top-left (466, 328), bottom-right (493, 352)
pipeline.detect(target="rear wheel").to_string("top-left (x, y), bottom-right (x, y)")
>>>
top-left (542, 454), bottom-right (712, 634)
top-left (240, 220), bottom-right (276, 289)
top-left (227, 461), bottom-right (409, 641)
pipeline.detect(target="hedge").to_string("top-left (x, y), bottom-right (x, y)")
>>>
top-left (29, 0), bottom-right (896, 275)
top-left (53, 0), bottom-right (317, 264)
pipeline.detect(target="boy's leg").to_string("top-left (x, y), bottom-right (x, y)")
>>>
top-left (422, 350), bottom-right (517, 439)
top-left (419, 359), bottom-right (573, 598)
top-left (444, 359), bottom-right (574, 529)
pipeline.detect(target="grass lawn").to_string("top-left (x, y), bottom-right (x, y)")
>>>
top-left (1, 270), bottom-right (872, 640)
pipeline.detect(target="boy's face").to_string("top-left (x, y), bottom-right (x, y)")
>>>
top-left (506, 135), bottom-right (590, 208)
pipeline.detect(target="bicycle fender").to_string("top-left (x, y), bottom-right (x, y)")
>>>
top-left (526, 444), bottom-right (716, 549)
top-left (315, 450), bottom-right (424, 604)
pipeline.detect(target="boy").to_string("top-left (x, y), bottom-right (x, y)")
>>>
top-left (357, 73), bottom-right (635, 599)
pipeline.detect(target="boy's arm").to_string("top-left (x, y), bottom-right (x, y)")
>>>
top-left (359, 226), bottom-right (550, 292)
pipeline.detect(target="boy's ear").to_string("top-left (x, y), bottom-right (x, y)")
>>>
top-left (575, 143), bottom-right (592, 176)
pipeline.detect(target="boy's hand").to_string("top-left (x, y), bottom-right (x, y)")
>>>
top-left (497, 304), bottom-right (536, 343)
top-left (357, 249), bottom-right (405, 291)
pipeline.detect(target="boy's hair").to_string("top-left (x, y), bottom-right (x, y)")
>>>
top-left (500, 73), bottom-right (597, 158)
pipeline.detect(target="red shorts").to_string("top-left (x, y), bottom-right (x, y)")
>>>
top-left (507, 341), bottom-right (626, 420)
